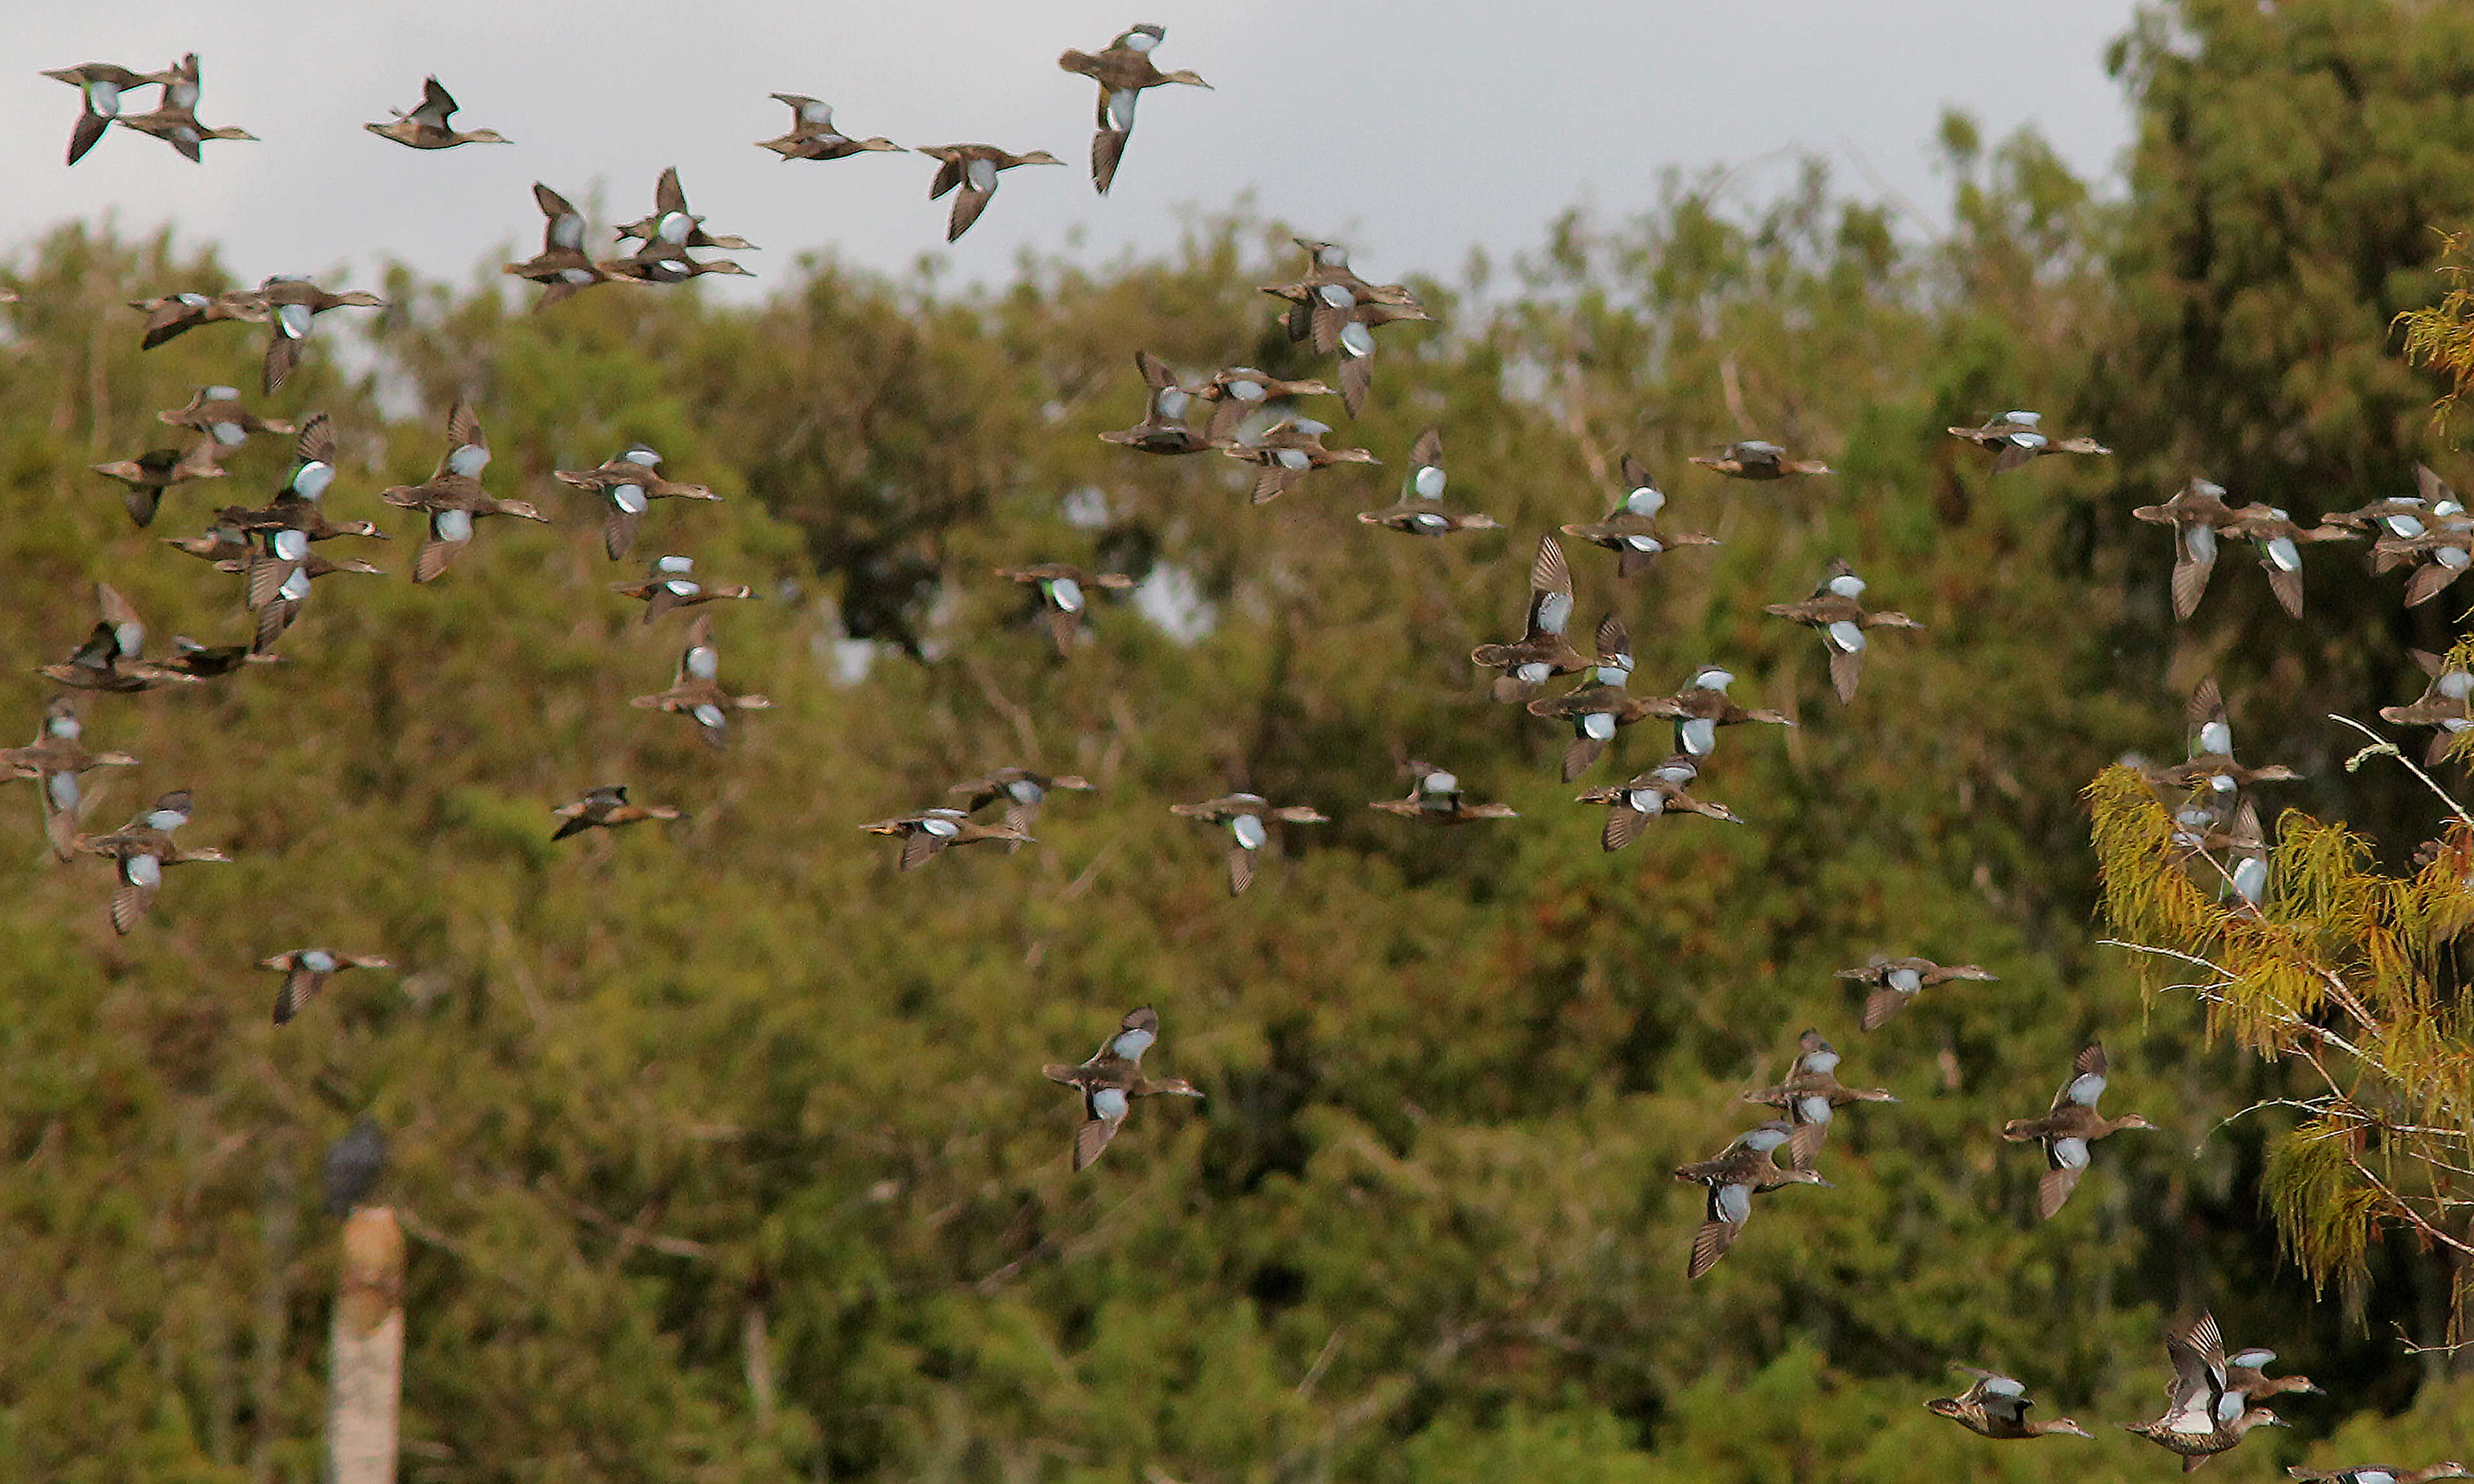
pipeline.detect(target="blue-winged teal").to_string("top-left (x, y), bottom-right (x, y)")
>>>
top-left (2122, 1313), bottom-right (2289, 1467)
top-left (114, 91), bottom-right (257, 162)
top-left (556, 443), bottom-right (721, 561)
top-left (1763, 558), bottom-right (1922, 703)
top-left (996, 563), bottom-right (1135, 655)
top-left (2382, 651), bottom-right (2474, 766)
top-left (1689, 440), bottom-right (1829, 480)
top-left (552, 784), bottom-right (681, 841)
top-left (609, 555), bottom-right (754, 625)
top-left (1742, 1029), bottom-right (1896, 1167)
top-left (2142, 678), bottom-right (2301, 820)
top-left (213, 545), bottom-right (383, 652)
top-left (2225, 1348), bottom-right (2318, 1403)
top-left (92, 442), bottom-right (225, 528)
top-left (2132, 479), bottom-right (2242, 619)
top-left (917, 144), bottom-right (1065, 241)
top-left (1672, 1121), bottom-right (1828, 1279)
top-left (1562, 455), bottom-right (1719, 577)
top-left (1947, 411), bottom-right (2110, 473)
top-left (1471, 535), bottom-right (1589, 704)
top-left (1369, 761), bottom-right (1517, 824)
top-left (859, 806), bottom-right (1030, 870)
top-left (1042, 1005), bottom-right (1204, 1168)
top-left (43, 59), bottom-right (180, 164)
top-left (2325, 464), bottom-right (2452, 539)
top-left (1058, 25), bottom-right (1211, 194)
top-left (1171, 792), bottom-right (1327, 895)
top-left (1356, 427), bottom-right (1501, 535)
top-left (631, 612), bottom-right (771, 749)
top-left (1925, 1366), bottom-right (2092, 1440)
top-left (1840, 955), bottom-right (1997, 1031)
top-left (758, 95), bottom-right (900, 161)
top-left (1260, 239), bottom-right (1424, 356)
top-left (264, 949), bottom-right (393, 1025)
top-left (1225, 418), bottom-right (1378, 504)
top-left (616, 166), bottom-right (757, 257)
top-left (1194, 366), bottom-right (1332, 444)
top-left (2363, 475), bottom-right (2474, 607)
top-left (1100, 351), bottom-right (1221, 456)
top-left (380, 403), bottom-right (549, 581)
top-left (365, 78), bottom-right (508, 149)
top-left (76, 789), bottom-right (230, 934)
top-left (949, 768), bottom-right (1093, 838)
top-left (2220, 504), bottom-right (2356, 618)
top-left (161, 385), bottom-right (294, 450)
top-left (39, 583), bottom-right (205, 694)
top-left (2288, 1465), bottom-right (2471, 1483)
top-left (1643, 665), bottom-right (1794, 758)
top-left (505, 184), bottom-right (630, 311)
top-left (244, 277), bottom-right (385, 393)
top-left (2001, 1042), bottom-right (2153, 1220)
top-left (1, 697), bottom-right (139, 861)
top-left (1526, 614), bottom-right (1658, 780)
top-left (1574, 755), bottom-right (1741, 849)
top-left (131, 288), bottom-right (265, 350)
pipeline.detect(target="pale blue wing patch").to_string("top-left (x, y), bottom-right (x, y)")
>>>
top-left (1230, 813), bottom-right (1268, 850)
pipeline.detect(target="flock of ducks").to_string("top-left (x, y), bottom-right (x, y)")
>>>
top-left (22, 32), bottom-right (2468, 1480)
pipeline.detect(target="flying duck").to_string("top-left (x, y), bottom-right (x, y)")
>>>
top-left (1041, 1006), bottom-right (1204, 1168)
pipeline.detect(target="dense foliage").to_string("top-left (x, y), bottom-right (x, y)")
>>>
top-left (9, 3), bottom-right (2474, 1480)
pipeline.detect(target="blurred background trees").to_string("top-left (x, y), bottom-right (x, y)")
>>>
top-left (7, 1), bottom-right (2474, 1480)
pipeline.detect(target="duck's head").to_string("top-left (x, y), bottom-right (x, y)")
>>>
top-left (1151, 1077), bottom-right (1204, 1098)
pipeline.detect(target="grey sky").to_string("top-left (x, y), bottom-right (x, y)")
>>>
top-left (10, 2), bottom-right (2143, 299)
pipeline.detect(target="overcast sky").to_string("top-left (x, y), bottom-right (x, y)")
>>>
top-left (10, 2), bottom-right (2145, 301)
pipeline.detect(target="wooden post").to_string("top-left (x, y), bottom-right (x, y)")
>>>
top-left (328, 1206), bottom-right (404, 1484)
